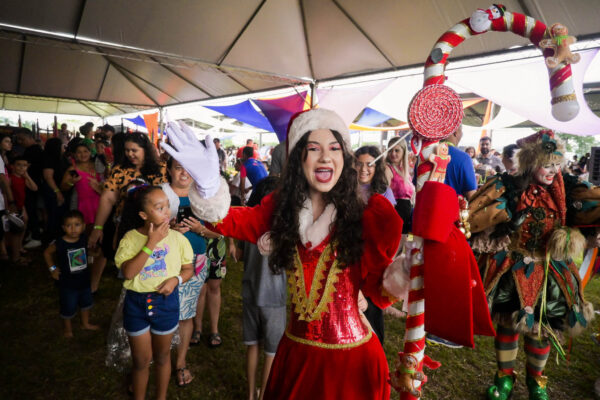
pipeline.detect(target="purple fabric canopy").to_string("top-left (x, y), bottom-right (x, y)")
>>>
top-left (254, 92), bottom-right (309, 142)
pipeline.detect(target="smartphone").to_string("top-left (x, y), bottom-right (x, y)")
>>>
top-left (176, 206), bottom-right (193, 224)
top-left (69, 170), bottom-right (79, 178)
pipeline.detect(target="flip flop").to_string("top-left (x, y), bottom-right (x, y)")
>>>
top-left (207, 332), bottom-right (222, 348)
top-left (189, 330), bottom-right (202, 346)
top-left (176, 366), bottom-right (194, 387)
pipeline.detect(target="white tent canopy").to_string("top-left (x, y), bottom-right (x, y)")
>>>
top-left (1, 0), bottom-right (599, 116)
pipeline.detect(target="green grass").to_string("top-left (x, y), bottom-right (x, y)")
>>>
top-left (1, 251), bottom-right (599, 399)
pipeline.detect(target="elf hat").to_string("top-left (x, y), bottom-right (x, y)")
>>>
top-left (516, 129), bottom-right (566, 174)
top-left (287, 108), bottom-right (351, 155)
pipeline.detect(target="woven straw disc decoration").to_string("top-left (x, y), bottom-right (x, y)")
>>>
top-left (408, 84), bottom-right (463, 141)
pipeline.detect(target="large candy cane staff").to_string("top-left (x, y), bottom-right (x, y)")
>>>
top-left (390, 4), bottom-right (584, 398)
top-left (424, 4), bottom-right (580, 122)
top-left (390, 84), bottom-right (462, 400)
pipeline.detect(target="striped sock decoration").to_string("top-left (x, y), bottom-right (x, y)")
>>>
top-left (524, 334), bottom-right (550, 376)
top-left (495, 324), bottom-right (519, 375)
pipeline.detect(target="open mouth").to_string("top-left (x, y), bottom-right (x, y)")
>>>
top-left (315, 168), bottom-right (333, 183)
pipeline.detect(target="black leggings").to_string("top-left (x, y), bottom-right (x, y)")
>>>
top-left (394, 199), bottom-right (412, 233)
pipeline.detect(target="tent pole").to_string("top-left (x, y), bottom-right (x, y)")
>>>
top-left (159, 107), bottom-right (164, 143)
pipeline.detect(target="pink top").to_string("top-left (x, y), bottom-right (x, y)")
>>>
top-left (388, 164), bottom-right (414, 200)
top-left (74, 168), bottom-right (101, 224)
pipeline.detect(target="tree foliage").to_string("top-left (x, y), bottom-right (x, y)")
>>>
top-left (556, 132), bottom-right (598, 156)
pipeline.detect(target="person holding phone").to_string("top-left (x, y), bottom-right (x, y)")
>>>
top-left (160, 157), bottom-right (221, 387)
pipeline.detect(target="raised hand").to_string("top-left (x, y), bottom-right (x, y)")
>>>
top-left (147, 221), bottom-right (169, 248)
top-left (161, 122), bottom-right (220, 198)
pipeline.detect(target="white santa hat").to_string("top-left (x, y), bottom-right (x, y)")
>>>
top-left (286, 108), bottom-right (351, 154)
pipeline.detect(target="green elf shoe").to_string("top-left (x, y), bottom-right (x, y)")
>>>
top-left (526, 375), bottom-right (549, 400)
top-left (486, 371), bottom-right (516, 400)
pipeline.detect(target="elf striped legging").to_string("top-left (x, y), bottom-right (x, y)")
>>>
top-left (495, 324), bottom-right (551, 376)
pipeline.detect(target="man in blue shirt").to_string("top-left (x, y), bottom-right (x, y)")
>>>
top-left (240, 146), bottom-right (268, 203)
top-left (443, 126), bottom-right (477, 199)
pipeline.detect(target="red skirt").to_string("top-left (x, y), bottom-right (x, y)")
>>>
top-left (263, 333), bottom-right (390, 400)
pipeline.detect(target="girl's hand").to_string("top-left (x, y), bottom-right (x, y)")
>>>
top-left (156, 276), bottom-right (178, 296)
top-left (87, 176), bottom-right (102, 193)
top-left (182, 216), bottom-right (204, 235)
top-left (56, 191), bottom-right (65, 206)
top-left (147, 221), bottom-right (169, 247)
top-left (358, 290), bottom-right (368, 312)
top-left (161, 123), bottom-right (220, 198)
top-left (228, 239), bottom-right (239, 262)
top-left (51, 268), bottom-right (60, 281)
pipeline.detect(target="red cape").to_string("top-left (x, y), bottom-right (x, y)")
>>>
top-left (413, 181), bottom-right (495, 347)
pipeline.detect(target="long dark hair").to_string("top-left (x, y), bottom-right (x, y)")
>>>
top-left (121, 132), bottom-right (162, 177)
top-left (117, 185), bottom-right (163, 241)
top-left (269, 130), bottom-right (364, 273)
top-left (354, 146), bottom-right (388, 196)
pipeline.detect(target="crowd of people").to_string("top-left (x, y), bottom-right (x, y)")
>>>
top-left (0, 111), bottom-right (598, 400)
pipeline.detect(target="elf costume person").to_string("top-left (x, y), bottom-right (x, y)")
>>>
top-left (162, 108), bottom-right (407, 400)
top-left (468, 130), bottom-right (595, 400)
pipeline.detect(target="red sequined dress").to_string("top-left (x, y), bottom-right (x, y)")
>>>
top-left (209, 192), bottom-right (402, 400)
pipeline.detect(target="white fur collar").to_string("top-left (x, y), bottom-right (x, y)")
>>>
top-left (188, 177), bottom-right (231, 223)
top-left (298, 199), bottom-right (336, 250)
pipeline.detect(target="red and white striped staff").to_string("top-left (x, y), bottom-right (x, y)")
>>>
top-left (392, 5), bottom-right (581, 399)
top-left (424, 5), bottom-right (579, 121)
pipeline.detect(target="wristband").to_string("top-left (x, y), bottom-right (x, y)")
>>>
top-left (53, 188), bottom-right (60, 193)
top-left (142, 246), bottom-right (153, 256)
top-left (93, 225), bottom-right (103, 230)
top-left (67, 182), bottom-right (74, 186)
top-left (49, 265), bottom-right (57, 272)
top-left (177, 275), bottom-right (183, 286)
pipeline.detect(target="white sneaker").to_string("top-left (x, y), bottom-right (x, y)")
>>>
top-left (23, 239), bottom-right (42, 249)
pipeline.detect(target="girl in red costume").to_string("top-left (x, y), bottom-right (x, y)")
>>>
top-left (162, 109), bottom-right (404, 400)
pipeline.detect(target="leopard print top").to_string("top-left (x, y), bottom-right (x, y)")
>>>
top-left (103, 163), bottom-right (167, 217)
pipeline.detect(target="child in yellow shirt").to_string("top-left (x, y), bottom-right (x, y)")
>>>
top-left (115, 185), bottom-right (193, 400)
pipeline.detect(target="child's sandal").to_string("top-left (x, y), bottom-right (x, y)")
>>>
top-left (207, 333), bottom-right (222, 348)
top-left (176, 366), bottom-right (193, 387)
top-left (189, 330), bottom-right (202, 346)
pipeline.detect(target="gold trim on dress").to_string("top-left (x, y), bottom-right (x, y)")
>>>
top-left (288, 244), bottom-right (342, 322)
top-left (285, 329), bottom-right (372, 349)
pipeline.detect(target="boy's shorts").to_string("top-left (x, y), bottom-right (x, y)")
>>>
top-left (242, 303), bottom-right (286, 355)
top-left (123, 288), bottom-right (179, 336)
top-left (59, 285), bottom-right (93, 319)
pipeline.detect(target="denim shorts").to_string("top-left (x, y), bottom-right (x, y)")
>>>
top-left (59, 285), bottom-right (93, 319)
top-left (123, 288), bottom-right (179, 336)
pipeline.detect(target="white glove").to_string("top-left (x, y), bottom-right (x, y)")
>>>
top-left (161, 122), bottom-right (221, 198)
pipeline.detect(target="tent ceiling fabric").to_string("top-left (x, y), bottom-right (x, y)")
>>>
top-left (0, 93), bottom-right (151, 117)
top-left (0, 0), bottom-right (599, 114)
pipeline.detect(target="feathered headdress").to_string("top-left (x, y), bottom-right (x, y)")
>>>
top-left (516, 129), bottom-right (565, 175)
